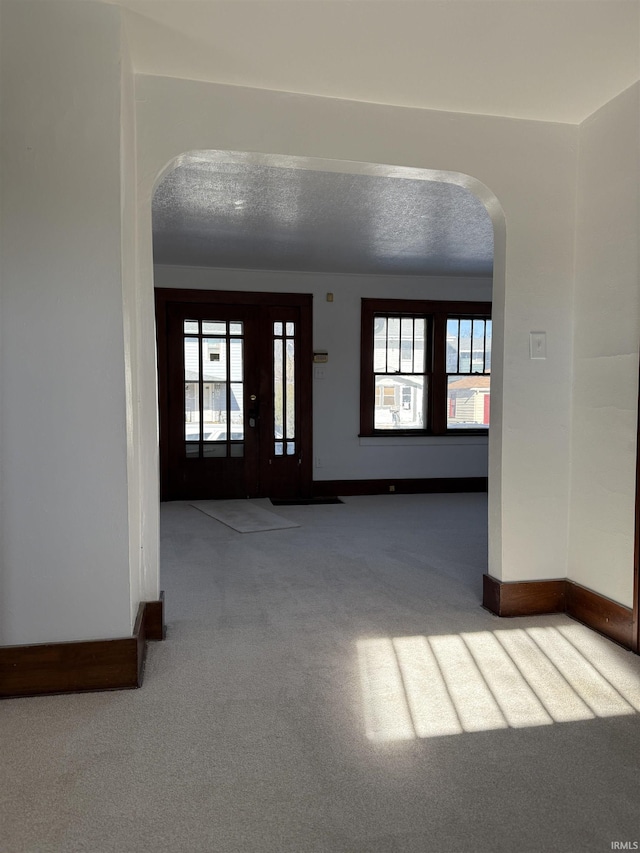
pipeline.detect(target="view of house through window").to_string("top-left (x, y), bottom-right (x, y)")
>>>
top-left (373, 316), bottom-right (427, 430)
top-left (361, 299), bottom-right (491, 436)
top-left (183, 319), bottom-right (245, 457)
top-left (447, 318), bottom-right (492, 429)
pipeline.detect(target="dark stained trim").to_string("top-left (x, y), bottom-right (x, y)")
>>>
top-left (567, 581), bottom-right (634, 650)
top-left (482, 574), bottom-right (567, 618)
top-left (482, 573), bottom-right (502, 616)
top-left (155, 288), bottom-right (313, 501)
top-left (0, 597), bottom-right (165, 699)
top-left (155, 288), bottom-right (312, 308)
top-left (144, 590), bottom-right (165, 641)
top-left (313, 477), bottom-right (487, 497)
top-left (483, 574), bottom-right (634, 651)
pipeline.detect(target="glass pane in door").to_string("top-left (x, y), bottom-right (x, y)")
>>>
top-left (274, 336), bottom-right (284, 450)
top-left (230, 383), bottom-right (244, 439)
top-left (184, 336), bottom-right (200, 444)
top-left (183, 320), bottom-right (244, 456)
top-left (286, 338), bottom-right (295, 441)
top-left (273, 321), bottom-right (296, 456)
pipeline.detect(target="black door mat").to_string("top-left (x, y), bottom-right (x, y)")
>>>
top-left (270, 497), bottom-right (344, 506)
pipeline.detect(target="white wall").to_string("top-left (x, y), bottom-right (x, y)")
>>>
top-left (137, 75), bottom-right (578, 584)
top-left (154, 265), bottom-right (492, 481)
top-left (121, 20), bottom-right (158, 627)
top-left (0, 1), bottom-right (133, 644)
top-left (568, 83), bottom-right (640, 608)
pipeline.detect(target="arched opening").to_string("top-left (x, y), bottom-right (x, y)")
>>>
top-left (147, 149), bottom-right (506, 587)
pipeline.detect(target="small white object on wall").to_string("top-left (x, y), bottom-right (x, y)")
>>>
top-left (529, 332), bottom-right (547, 360)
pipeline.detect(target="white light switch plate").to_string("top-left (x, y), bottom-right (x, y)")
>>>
top-left (530, 332), bottom-right (547, 359)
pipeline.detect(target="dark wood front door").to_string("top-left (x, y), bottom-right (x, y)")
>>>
top-left (156, 289), bottom-right (313, 501)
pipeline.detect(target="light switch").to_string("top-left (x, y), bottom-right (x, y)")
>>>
top-left (530, 332), bottom-right (547, 360)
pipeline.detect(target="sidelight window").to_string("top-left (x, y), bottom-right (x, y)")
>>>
top-left (273, 321), bottom-right (296, 456)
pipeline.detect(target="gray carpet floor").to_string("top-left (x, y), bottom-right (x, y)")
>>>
top-left (2, 494), bottom-right (640, 852)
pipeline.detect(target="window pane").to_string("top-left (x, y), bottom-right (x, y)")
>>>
top-left (459, 320), bottom-right (472, 372)
top-left (203, 382), bottom-right (226, 436)
top-left (202, 321), bottom-right (226, 335)
top-left (286, 441), bottom-right (296, 455)
top-left (203, 443), bottom-right (226, 458)
top-left (230, 443), bottom-right (244, 457)
top-left (202, 338), bottom-right (226, 381)
top-left (184, 335), bottom-right (201, 454)
top-left (229, 338), bottom-right (243, 382)
top-left (446, 319), bottom-right (459, 373)
top-left (274, 322), bottom-right (283, 336)
top-left (472, 319), bottom-right (485, 373)
top-left (448, 317), bottom-right (491, 376)
top-left (274, 338), bottom-right (284, 441)
top-left (286, 322), bottom-right (294, 336)
top-left (184, 383), bottom-right (199, 440)
top-left (387, 317), bottom-right (400, 372)
top-left (286, 338), bottom-right (295, 439)
top-left (183, 320), bottom-right (198, 334)
top-left (230, 383), bottom-right (244, 438)
top-left (400, 317), bottom-right (414, 372)
top-left (414, 318), bottom-right (426, 372)
top-left (373, 317), bottom-right (387, 371)
top-left (374, 375), bottom-right (425, 429)
top-left (229, 322), bottom-right (243, 336)
top-left (275, 441), bottom-right (284, 456)
top-left (184, 337), bottom-right (199, 381)
top-left (447, 376), bottom-right (491, 428)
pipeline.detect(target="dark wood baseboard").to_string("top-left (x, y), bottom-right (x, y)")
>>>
top-left (144, 590), bottom-right (166, 641)
top-left (567, 582), bottom-right (634, 649)
top-left (313, 477), bottom-right (488, 497)
top-left (482, 574), bottom-right (567, 618)
top-left (0, 595), bottom-right (165, 699)
top-left (483, 574), bottom-right (634, 650)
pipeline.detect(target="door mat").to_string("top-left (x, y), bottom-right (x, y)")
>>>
top-left (190, 500), bottom-right (300, 533)
top-left (270, 497), bottom-right (344, 506)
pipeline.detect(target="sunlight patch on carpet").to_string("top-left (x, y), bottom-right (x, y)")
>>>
top-left (357, 625), bottom-right (638, 742)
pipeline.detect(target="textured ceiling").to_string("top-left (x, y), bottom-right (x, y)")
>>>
top-left (152, 156), bottom-right (494, 277)
top-left (115, 0), bottom-right (639, 124)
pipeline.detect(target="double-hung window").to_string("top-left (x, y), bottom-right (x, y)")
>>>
top-left (360, 299), bottom-right (491, 436)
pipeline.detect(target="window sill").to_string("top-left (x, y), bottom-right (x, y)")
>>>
top-left (359, 433), bottom-right (489, 447)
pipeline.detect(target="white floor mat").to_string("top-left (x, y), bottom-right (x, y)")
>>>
top-left (189, 499), bottom-right (300, 533)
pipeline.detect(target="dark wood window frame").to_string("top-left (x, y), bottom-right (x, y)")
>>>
top-left (360, 298), bottom-right (492, 437)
